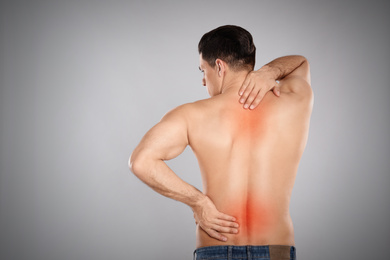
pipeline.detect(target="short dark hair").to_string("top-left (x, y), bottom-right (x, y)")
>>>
top-left (198, 25), bottom-right (256, 71)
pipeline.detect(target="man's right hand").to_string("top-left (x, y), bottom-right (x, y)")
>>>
top-left (192, 195), bottom-right (239, 242)
top-left (238, 68), bottom-right (281, 110)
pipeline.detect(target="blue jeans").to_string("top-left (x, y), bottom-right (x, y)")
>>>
top-left (193, 245), bottom-right (296, 260)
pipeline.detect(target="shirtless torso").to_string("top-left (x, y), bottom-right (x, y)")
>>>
top-left (130, 54), bottom-right (313, 250)
top-left (187, 76), bottom-right (313, 248)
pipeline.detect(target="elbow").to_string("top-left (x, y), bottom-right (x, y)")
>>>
top-left (290, 55), bottom-right (308, 64)
top-left (300, 58), bottom-right (311, 86)
top-left (128, 153), bottom-right (135, 173)
top-left (128, 151), bottom-right (146, 178)
top-left (296, 55), bottom-right (308, 64)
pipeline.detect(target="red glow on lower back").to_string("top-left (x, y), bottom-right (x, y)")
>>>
top-left (225, 197), bottom-right (275, 238)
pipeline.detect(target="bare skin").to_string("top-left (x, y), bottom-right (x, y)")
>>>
top-left (129, 55), bottom-right (313, 248)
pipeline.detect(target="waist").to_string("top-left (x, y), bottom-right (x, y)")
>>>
top-left (194, 245), bottom-right (296, 260)
top-left (196, 216), bottom-right (295, 248)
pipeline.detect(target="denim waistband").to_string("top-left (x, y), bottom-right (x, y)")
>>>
top-left (193, 245), bottom-right (296, 260)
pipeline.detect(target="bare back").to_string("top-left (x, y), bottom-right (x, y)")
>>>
top-left (186, 78), bottom-right (313, 248)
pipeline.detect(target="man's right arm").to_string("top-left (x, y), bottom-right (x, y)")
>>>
top-left (129, 105), bottom-right (239, 242)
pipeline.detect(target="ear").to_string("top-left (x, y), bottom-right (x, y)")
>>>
top-left (215, 59), bottom-right (226, 77)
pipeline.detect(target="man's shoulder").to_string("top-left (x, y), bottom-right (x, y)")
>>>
top-left (171, 97), bottom-right (218, 114)
top-left (162, 97), bottom-right (214, 122)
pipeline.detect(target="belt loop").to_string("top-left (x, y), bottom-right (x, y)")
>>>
top-left (193, 249), bottom-right (197, 260)
top-left (291, 246), bottom-right (296, 260)
top-left (228, 246), bottom-right (232, 260)
top-left (247, 245), bottom-right (251, 260)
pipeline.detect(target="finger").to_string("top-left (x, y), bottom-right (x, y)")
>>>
top-left (240, 83), bottom-right (254, 105)
top-left (218, 212), bottom-right (236, 222)
top-left (249, 89), bottom-right (266, 110)
top-left (207, 229), bottom-right (228, 242)
top-left (211, 224), bottom-right (239, 234)
top-left (239, 79), bottom-right (252, 103)
top-left (273, 86), bottom-right (281, 97)
top-left (239, 73), bottom-right (253, 96)
top-left (244, 88), bottom-right (261, 109)
top-left (215, 219), bottom-right (239, 228)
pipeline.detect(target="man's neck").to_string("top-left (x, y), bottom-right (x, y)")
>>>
top-left (220, 70), bottom-right (251, 95)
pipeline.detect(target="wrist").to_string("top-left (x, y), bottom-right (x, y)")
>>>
top-left (189, 192), bottom-right (207, 209)
top-left (257, 64), bottom-right (281, 80)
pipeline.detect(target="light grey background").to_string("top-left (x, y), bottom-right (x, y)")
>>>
top-left (1, 0), bottom-right (389, 259)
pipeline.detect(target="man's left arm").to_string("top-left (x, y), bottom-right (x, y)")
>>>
top-left (238, 55), bottom-right (308, 109)
top-left (129, 105), bottom-right (239, 242)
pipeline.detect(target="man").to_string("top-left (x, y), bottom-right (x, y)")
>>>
top-left (129, 25), bottom-right (313, 260)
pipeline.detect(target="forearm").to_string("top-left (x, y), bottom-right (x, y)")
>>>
top-left (259, 55), bottom-right (307, 80)
top-left (130, 156), bottom-right (205, 209)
